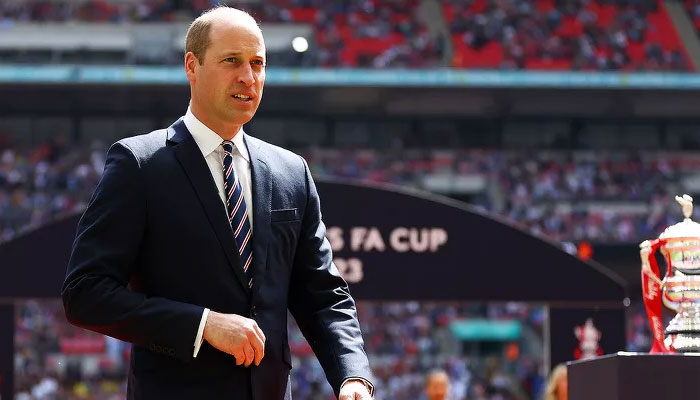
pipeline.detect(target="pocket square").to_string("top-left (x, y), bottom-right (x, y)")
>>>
top-left (271, 208), bottom-right (299, 222)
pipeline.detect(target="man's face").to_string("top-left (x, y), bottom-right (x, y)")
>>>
top-left (425, 374), bottom-right (449, 400)
top-left (187, 19), bottom-right (266, 131)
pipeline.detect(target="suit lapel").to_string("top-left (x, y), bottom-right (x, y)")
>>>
top-left (245, 134), bottom-right (271, 298)
top-left (167, 118), bottom-right (251, 295)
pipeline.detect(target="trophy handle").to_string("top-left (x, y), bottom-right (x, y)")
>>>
top-left (640, 238), bottom-right (672, 353)
top-left (659, 245), bottom-right (680, 313)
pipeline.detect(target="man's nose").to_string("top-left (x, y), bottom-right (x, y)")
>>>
top-left (238, 64), bottom-right (255, 86)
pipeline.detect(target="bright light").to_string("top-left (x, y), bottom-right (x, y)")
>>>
top-left (292, 37), bottom-right (309, 53)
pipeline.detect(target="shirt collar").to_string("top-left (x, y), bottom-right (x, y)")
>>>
top-left (183, 107), bottom-right (250, 163)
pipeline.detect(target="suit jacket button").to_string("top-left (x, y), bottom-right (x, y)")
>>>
top-left (251, 306), bottom-right (257, 317)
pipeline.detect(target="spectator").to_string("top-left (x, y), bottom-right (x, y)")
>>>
top-left (544, 364), bottom-right (568, 400)
top-left (425, 369), bottom-right (451, 400)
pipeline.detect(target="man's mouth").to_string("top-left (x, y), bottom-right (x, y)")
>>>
top-left (232, 93), bottom-right (253, 101)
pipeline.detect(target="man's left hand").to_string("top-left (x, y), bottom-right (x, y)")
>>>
top-left (339, 380), bottom-right (373, 400)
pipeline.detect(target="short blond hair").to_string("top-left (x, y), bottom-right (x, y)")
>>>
top-left (185, 6), bottom-right (259, 65)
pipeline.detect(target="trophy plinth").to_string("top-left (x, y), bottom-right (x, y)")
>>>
top-left (568, 353), bottom-right (700, 400)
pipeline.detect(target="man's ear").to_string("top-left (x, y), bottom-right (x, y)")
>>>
top-left (184, 52), bottom-right (199, 83)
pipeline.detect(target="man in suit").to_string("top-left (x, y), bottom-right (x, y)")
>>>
top-left (62, 6), bottom-right (373, 400)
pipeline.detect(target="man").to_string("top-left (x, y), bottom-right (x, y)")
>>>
top-left (425, 370), bottom-right (450, 400)
top-left (62, 6), bottom-right (373, 400)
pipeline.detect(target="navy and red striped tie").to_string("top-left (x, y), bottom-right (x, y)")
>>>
top-left (222, 140), bottom-right (253, 288)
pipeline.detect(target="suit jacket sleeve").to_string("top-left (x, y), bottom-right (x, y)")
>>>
top-left (62, 142), bottom-right (204, 362)
top-left (288, 157), bottom-right (372, 397)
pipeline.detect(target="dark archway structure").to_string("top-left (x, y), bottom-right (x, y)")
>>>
top-left (315, 178), bottom-right (626, 303)
top-left (0, 178), bottom-right (628, 398)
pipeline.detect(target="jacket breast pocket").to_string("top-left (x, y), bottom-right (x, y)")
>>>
top-left (271, 208), bottom-right (299, 223)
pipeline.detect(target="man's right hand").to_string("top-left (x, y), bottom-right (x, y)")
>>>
top-left (203, 311), bottom-right (266, 367)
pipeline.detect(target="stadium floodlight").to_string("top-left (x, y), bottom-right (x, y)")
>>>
top-left (292, 36), bottom-right (309, 53)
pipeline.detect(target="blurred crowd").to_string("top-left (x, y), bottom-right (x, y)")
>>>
top-left (18, 299), bottom-right (654, 399)
top-left (288, 301), bottom-right (546, 400)
top-left (15, 300), bottom-right (128, 400)
top-left (14, 299), bottom-right (547, 400)
top-left (625, 301), bottom-right (653, 352)
top-left (304, 148), bottom-right (686, 243)
top-left (0, 0), bottom-right (444, 68)
top-left (0, 0), bottom-right (690, 70)
top-left (359, 302), bottom-right (545, 400)
top-left (0, 0), bottom-right (188, 23)
top-left (1, 142), bottom-right (693, 245)
top-left (230, 0), bottom-right (445, 68)
top-left (685, 0), bottom-right (700, 40)
top-left (447, 0), bottom-right (688, 70)
top-left (0, 140), bottom-right (104, 244)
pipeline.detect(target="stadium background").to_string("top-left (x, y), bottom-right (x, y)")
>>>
top-left (3, 0), bottom-right (700, 398)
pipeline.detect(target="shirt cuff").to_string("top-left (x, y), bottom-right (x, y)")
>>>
top-left (341, 377), bottom-right (374, 397)
top-left (193, 308), bottom-right (210, 358)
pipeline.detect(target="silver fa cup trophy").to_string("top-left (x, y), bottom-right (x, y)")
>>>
top-left (640, 194), bottom-right (700, 353)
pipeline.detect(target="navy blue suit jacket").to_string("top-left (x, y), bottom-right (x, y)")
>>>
top-left (62, 118), bottom-right (372, 399)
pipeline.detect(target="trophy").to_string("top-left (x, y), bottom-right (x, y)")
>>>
top-left (640, 194), bottom-right (700, 353)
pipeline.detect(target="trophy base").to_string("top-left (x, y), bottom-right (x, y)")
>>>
top-left (665, 332), bottom-right (700, 352)
top-left (665, 303), bottom-right (700, 351)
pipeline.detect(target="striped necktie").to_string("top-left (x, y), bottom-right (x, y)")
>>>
top-left (222, 140), bottom-right (253, 288)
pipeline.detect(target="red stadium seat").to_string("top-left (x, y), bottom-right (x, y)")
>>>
top-left (289, 8), bottom-right (317, 24)
top-left (525, 58), bottom-right (573, 70)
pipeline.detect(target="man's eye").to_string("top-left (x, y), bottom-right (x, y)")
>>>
top-left (252, 60), bottom-right (265, 66)
top-left (225, 57), bottom-right (237, 63)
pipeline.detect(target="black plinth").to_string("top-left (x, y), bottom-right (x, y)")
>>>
top-left (568, 352), bottom-right (700, 400)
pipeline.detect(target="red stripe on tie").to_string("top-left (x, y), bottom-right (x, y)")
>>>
top-left (239, 228), bottom-right (251, 255)
top-left (231, 192), bottom-right (244, 220)
top-left (243, 253), bottom-right (252, 272)
top-left (235, 209), bottom-right (248, 237)
top-left (227, 183), bottom-right (235, 201)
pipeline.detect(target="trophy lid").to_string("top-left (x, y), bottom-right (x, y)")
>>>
top-left (659, 194), bottom-right (700, 239)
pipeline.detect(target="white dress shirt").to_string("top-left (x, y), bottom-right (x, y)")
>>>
top-left (183, 107), bottom-right (253, 357)
top-left (182, 110), bottom-right (374, 395)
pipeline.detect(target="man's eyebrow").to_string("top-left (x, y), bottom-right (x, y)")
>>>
top-left (221, 52), bottom-right (266, 59)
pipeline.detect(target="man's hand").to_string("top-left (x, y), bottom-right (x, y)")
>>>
top-left (203, 311), bottom-right (266, 367)
top-left (339, 380), bottom-right (373, 400)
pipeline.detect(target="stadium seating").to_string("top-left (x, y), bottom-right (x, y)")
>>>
top-left (0, 140), bottom-right (693, 245)
top-left (0, 0), bottom-right (692, 70)
top-left (447, 0), bottom-right (690, 71)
